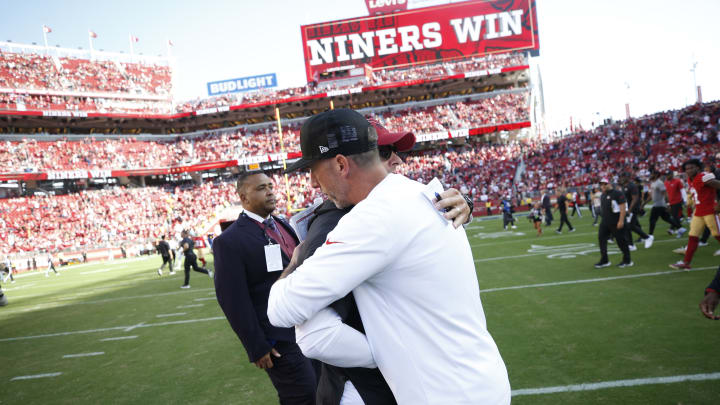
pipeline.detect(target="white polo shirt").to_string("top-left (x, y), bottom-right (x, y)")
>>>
top-left (268, 174), bottom-right (510, 405)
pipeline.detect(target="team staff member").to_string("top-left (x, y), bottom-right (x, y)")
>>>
top-left (555, 188), bottom-right (574, 233)
top-left (594, 178), bottom-right (632, 268)
top-left (619, 172), bottom-right (654, 250)
top-left (647, 172), bottom-right (685, 237)
top-left (670, 159), bottom-right (720, 270)
top-left (213, 173), bottom-right (316, 405)
top-left (529, 202), bottom-right (543, 236)
top-left (179, 230), bottom-right (212, 289)
top-left (156, 235), bottom-right (174, 276)
top-left (269, 109), bottom-right (510, 405)
top-left (664, 170), bottom-right (685, 225)
top-left (700, 266), bottom-right (720, 320)
top-left (2, 255), bottom-right (15, 283)
top-left (541, 190), bottom-right (553, 226)
top-left (45, 251), bottom-right (59, 277)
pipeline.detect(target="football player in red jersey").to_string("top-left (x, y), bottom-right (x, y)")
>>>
top-left (670, 159), bottom-right (720, 270)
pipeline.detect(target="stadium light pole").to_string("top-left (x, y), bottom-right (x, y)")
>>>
top-left (690, 61), bottom-right (698, 104)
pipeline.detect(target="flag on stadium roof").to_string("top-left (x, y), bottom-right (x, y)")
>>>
top-left (89, 30), bottom-right (97, 38)
top-left (168, 39), bottom-right (174, 47)
top-left (130, 34), bottom-right (139, 43)
top-left (42, 25), bottom-right (52, 33)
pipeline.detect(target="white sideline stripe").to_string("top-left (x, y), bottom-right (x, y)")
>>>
top-left (480, 266), bottom-right (716, 293)
top-left (80, 266), bottom-right (129, 275)
top-left (156, 312), bottom-right (186, 318)
top-left (11, 372), bottom-right (62, 381)
top-left (512, 372), bottom-right (720, 396)
top-left (63, 352), bottom-right (104, 358)
top-left (100, 335), bottom-right (138, 341)
top-left (177, 304), bottom-right (204, 308)
top-left (194, 297), bottom-right (215, 301)
top-left (0, 316), bottom-right (225, 342)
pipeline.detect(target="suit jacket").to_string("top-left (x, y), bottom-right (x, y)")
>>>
top-left (541, 194), bottom-right (551, 209)
top-left (213, 212), bottom-right (298, 363)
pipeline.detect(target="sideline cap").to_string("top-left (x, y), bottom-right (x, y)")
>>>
top-left (367, 117), bottom-right (416, 152)
top-left (285, 108), bottom-right (377, 173)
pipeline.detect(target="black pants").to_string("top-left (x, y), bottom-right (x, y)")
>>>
top-left (625, 213), bottom-right (649, 246)
top-left (669, 203), bottom-right (683, 223)
top-left (544, 207), bottom-right (553, 226)
top-left (571, 205), bottom-right (582, 217)
top-left (599, 221), bottom-right (631, 264)
top-left (503, 212), bottom-right (515, 228)
top-left (648, 206), bottom-right (682, 235)
top-left (183, 254), bottom-right (208, 286)
top-left (701, 227), bottom-right (711, 244)
top-left (557, 211), bottom-right (573, 231)
top-left (265, 340), bottom-right (317, 405)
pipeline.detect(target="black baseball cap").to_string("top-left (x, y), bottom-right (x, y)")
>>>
top-left (285, 108), bottom-right (377, 173)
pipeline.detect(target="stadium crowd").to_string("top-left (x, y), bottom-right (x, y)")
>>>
top-left (0, 91), bottom-right (528, 173)
top-left (1, 100), bottom-right (717, 254)
top-left (0, 181), bottom-right (238, 254)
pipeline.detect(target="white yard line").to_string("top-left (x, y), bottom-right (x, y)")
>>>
top-left (62, 352), bottom-right (104, 358)
top-left (79, 266), bottom-right (129, 275)
top-left (512, 372), bottom-right (720, 396)
top-left (11, 372), bottom-right (62, 381)
top-left (177, 304), bottom-right (204, 308)
top-left (0, 316), bottom-right (225, 342)
top-left (480, 267), bottom-right (716, 293)
top-left (156, 313), bottom-right (186, 318)
top-left (99, 336), bottom-right (138, 342)
top-left (471, 232), bottom-right (597, 248)
top-left (193, 297), bottom-right (216, 302)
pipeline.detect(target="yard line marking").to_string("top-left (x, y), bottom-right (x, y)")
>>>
top-left (0, 316), bottom-right (225, 342)
top-left (194, 297), bottom-right (215, 301)
top-left (177, 304), bottom-right (204, 308)
top-left (156, 312), bottom-right (187, 318)
top-left (63, 352), bottom-right (104, 358)
top-left (100, 336), bottom-right (138, 342)
top-left (11, 372), bottom-right (62, 381)
top-left (471, 232), bottom-right (597, 248)
top-left (124, 322), bottom-right (145, 332)
top-left (512, 372), bottom-right (720, 396)
top-left (480, 266), bottom-right (716, 293)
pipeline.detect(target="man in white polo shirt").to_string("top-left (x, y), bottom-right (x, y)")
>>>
top-left (268, 109), bottom-right (510, 405)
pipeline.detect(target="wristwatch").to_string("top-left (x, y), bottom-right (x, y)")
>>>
top-left (462, 194), bottom-right (474, 224)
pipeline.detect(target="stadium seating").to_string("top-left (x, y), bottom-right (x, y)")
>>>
top-left (0, 91), bottom-right (529, 173)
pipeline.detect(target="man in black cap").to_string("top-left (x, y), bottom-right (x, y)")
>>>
top-left (268, 109), bottom-right (510, 405)
top-left (594, 178), bottom-right (632, 268)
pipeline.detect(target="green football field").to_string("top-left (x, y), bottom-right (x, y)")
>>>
top-left (1, 210), bottom-right (719, 404)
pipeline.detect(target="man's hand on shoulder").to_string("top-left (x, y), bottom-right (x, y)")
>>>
top-left (434, 188), bottom-right (471, 228)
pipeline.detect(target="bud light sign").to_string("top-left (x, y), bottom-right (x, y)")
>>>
top-left (207, 73), bottom-right (277, 96)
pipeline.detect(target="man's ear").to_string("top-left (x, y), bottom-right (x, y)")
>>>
top-left (335, 154), bottom-right (351, 178)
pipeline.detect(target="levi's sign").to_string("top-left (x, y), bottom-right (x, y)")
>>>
top-left (300, 0), bottom-right (539, 82)
top-left (207, 73), bottom-right (277, 96)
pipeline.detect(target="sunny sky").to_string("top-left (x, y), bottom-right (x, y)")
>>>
top-left (1, 0), bottom-right (718, 132)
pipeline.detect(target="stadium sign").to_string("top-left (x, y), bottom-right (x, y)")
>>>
top-left (301, 0), bottom-right (539, 82)
top-left (365, 0), bottom-right (408, 15)
top-left (207, 73), bottom-right (277, 96)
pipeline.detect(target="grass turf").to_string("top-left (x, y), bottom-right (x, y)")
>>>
top-left (1, 210), bottom-right (719, 404)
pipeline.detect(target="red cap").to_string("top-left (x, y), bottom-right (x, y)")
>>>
top-left (367, 117), bottom-right (416, 152)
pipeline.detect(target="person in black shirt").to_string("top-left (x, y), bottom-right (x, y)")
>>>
top-left (595, 179), bottom-right (633, 268)
top-left (619, 172), bottom-right (653, 250)
top-left (180, 230), bottom-right (212, 289)
top-left (156, 235), bottom-right (174, 276)
top-left (555, 188), bottom-right (575, 233)
top-left (541, 190), bottom-right (553, 226)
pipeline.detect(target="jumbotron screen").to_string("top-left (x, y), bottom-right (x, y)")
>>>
top-left (301, 0), bottom-right (539, 82)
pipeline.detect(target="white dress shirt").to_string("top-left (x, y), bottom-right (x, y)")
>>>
top-left (268, 174), bottom-right (510, 405)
